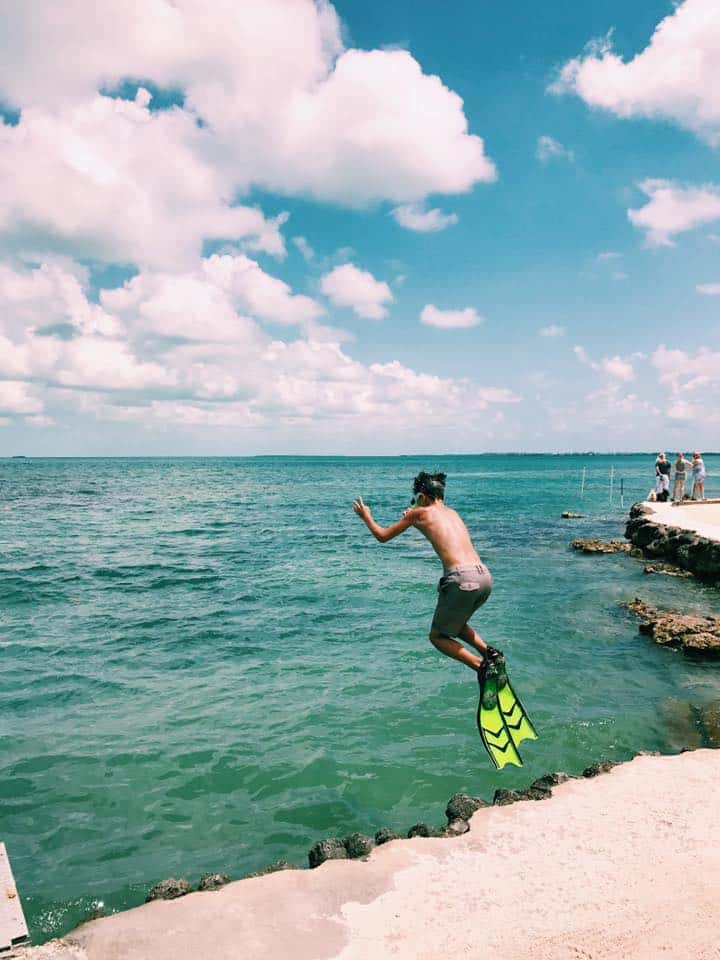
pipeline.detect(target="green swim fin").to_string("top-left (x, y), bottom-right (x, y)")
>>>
top-left (476, 661), bottom-right (523, 769)
top-left (491, 650), bottom-right (538, 751)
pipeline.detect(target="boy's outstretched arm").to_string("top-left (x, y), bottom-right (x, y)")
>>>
top-left (352, 496), bottom-right (415, 543)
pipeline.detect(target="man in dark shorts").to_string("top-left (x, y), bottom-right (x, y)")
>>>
top-left (352, 471), bottom-right (493, 672)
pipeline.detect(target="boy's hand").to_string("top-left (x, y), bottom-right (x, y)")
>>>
top-left (352, 496), bottom-right (372, 521)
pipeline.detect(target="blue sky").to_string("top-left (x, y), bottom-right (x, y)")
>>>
top-left (1, 0), bottom-right (719, 454)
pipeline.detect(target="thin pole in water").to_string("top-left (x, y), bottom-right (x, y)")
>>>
top-left (609, 465), bottom-right (615, 506)
top-left (580, 466), bottom-right (586, 499)
top-left (620, 477), bottom-right (624, 509)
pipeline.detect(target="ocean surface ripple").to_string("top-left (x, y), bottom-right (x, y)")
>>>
top-left (1, 454), bottom-right (718, 942)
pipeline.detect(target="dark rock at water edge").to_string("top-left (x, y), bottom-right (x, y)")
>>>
top-left (445, 792), bottom-right (488, 822)
top-left (493, 789), bottom-right (526, 806)
top-left (407, 822), bottom-right (435, 838)
top-left (343, 833), bottom-right (375, 859)
top-left (198, 873), bottom-right (230, 891)
top-left (561, 512), bottom-right (584, 519)
top-left (375, 827), bottom-right (402, 845)
top-left (625, 598), bottom-right (720, 653)
top-left (483, 772), bottom-right (570, 805)
top-left (439, 819), bottom-right (470, 837)
top-left (145, 878), bottom-right (193, 902)
top-left (582, 761), bottom-right (620, 778)
top-left (625, 502), bottom-right (720, 581)
top-left (531, 772), bottom-right (570, 789)
top-left (308, 838), bottom-right (348, 868)
top-left (572, 539), bottom-right (631, 554)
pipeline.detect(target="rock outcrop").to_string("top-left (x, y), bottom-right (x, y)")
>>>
top-left (643, 562), bottom-right (693, 578)
top-left (572, 539), bottom-right (631, 554)
top-left (625, 503), bottom-right (720, 581)
top-left (145, 878), bottom-right (192, 902)
top-left (198, 873), bottom-right (230, 891)
top-left (625, 598), bottom-right (720, 653)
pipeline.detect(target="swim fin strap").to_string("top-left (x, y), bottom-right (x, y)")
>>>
top-left (476, 661), bottom-right (523, 769)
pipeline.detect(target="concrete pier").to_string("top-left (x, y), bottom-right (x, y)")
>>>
top-left (21, 751), bottom-right (720, 960)
top-left (0, 843), bottom-right (29, 955)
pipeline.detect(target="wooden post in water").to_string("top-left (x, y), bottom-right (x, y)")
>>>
top-left (580, 466), bottom-right (586, 499)
top-left (620, 477), bottom-right (624, 509)
top-left (0, 843), bottom-right (29, 953)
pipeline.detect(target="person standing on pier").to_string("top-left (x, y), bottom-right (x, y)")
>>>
top-left (655, 453), bottom-right (671, 502)
top-left (691, 453), bottom-right (706, 501)
top-left (673, 453), bottom-right (691, 502)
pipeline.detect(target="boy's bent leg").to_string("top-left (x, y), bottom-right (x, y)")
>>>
top-left (429, 630), bottom-right (482, 671)
top-left (458, 622), bottom-right (489, 655)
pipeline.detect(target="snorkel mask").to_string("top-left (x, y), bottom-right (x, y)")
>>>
top-left (411, 471), bottom-right (447, 505)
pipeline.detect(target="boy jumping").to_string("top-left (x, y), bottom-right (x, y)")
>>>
top-left (352, 471), bottom-right (493, 673)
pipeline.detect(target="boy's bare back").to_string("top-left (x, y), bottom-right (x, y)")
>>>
top-left (404, 501), bottom-right (481, 571)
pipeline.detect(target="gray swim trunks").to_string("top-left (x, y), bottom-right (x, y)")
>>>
top-left (431, 563), bottom-right (493, 637)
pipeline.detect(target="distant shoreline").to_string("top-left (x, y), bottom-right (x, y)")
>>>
top-left (3, 451), bottom-right (719, 460)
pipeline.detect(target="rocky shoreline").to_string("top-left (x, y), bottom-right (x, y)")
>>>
top-left (624, 598), bottom-right (720, 653)
top-left (624, 502), bottom-right (720, 581)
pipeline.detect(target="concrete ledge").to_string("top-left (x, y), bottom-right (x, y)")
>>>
top-left (24, 750), bottom-right (720, 960)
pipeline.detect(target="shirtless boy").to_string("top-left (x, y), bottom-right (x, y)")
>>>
top-left (352, 471), bottom-right (493, 673)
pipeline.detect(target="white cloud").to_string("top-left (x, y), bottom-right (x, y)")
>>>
top-left (0, 92), bottom-right (288, 270)
top-left (667, 399), bottom-right (703, 421)
top-left (652, 343), bottom-right (720, 393)
top-left (581, 382), bottom-right (658, 427)
top-left (320, 264), bottom-right (393, 320)
top-left (696, 282), bottom-right (720, 295)
top-left (601, 356), bottom-right (634, 381)
top-left (391, 203), bottom-right (459, 232)
top-left (292, 236), bottom-right (315, 262)
top-left (201, 254), bottom-right (323, 326)
top-left (536, 135), bottom-right (574, 163)
top-left (0, 0), bottom-right (497, 263)
top-left (539, 325), bottom-right (565, 337)
top-left (597, 251), bottom-right (621, 261)
top-left (0, 381), bottom-right (43, 415)
top-left (628, 179), bottom-right (720, 246)
top-left (0, 256), bottom-right (520, 436)
top-left (574, 345), bottom-right (634, 381)
top-left (420, 305), bottom-right (483, 329)
top-left (551, 0), bottom-right (720, 144)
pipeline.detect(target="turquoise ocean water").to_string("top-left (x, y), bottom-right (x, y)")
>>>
top-left (1, 454), bottom-right (719, 943)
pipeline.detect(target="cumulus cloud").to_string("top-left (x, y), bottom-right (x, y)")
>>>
top-left (0, 0), bottom-right (497, 273)
top-left (536, 135), bottom-right (574, 163)
top-left (696, 282), bottom-right (720, 295)
top-left (320, 264), bottom-right (393, 320)
top-left (627, 179), bottom-right (720, 246)
top-left (420, 305), bottom-right (483, 329)
top-left (539, 325), bottom-right (565, 337)
top-left (391, 203), bottom-right (459, 232)
top-left (574, 345), bottom-right (634, 381)
top-left (0, 92), bottom-right (288, 270)
top-left (652, 343), bottom-right (720, 393)
top-left (0, 256), bottom-right (518, 437)
top-left (551, 0), bottom-right (720, 144)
